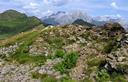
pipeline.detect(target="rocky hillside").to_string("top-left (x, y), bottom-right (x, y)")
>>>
top-left (0, 23), bottom-right (128, 82)
top-left (0, 10), bottom-right (43, 39)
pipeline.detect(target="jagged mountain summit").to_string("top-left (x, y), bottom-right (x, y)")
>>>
top-left (42, 10), bottom-right (93, 25)
top-left (42, 10), bottom-right (128, 28)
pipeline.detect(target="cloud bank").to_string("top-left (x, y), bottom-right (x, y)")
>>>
top-left (0, 0), bottom-right (127, 18)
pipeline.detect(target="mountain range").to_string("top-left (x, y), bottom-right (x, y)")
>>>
top-left (0, 9), bottom-right (128, 40)
top-left (42, 11), bottom-right (92, 25)
top-left (42, 11), bottom-right (128, 28)
top-left (93, 16), bottom-right (128, 28)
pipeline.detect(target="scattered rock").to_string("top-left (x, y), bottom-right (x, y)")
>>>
top-left (0, 59), bottom-right (4, 66)
top-left (37, 58), bottom-right (64, 79)
top-left (104, 47), bottom-right (128, 73)
top-left (0, 63), bottom-right (40, 82)
top-left (0, 43), bottom-right (20, 57)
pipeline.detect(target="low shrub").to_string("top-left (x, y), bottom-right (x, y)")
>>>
top-left (111, 72), bottom-right (127, 82)
top-left (96, 69), bottom-right (110, 82)
top-left (60, 76), bottom-right (77, 82)
top-left (31, 72), bottom-right (57, 82)
top-left (41, 75), bottom-right (57, 82)
top-left (81, 78), bottom-right (93, 82)
top-left (87, 57), bottom-right (103, 67)
top-left (31, 72), bottom-right (47, 79)
top-left (54, 50), bottom-right (65, 58)
top-left (96, 69), bottom-right (127, 82)
top-left (103, 38), bottom-right (120, 53)
top-left (47, 37), bottom-right (65, 49)
top-left (9, 53), bottom-right (46, 64)
top-left (54, 52), bottom-right (79, 74)
top-left (62, 79), bottom-right (77, 82)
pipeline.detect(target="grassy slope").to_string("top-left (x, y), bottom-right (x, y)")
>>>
top-left (1, 24), bottom-right (49, 65)
top-left (0, 10), bottom-right (42, 39)
top-left (0, 24), bottom-right (44, 47)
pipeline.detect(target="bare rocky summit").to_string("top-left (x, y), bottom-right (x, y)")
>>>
top-left (0, 23), bottom-right (128, 82)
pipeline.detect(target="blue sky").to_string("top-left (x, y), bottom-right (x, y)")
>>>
top-left (0, 0), bottom-right (128, 18)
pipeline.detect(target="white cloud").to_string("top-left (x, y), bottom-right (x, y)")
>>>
top-left (30, 2), bottom-right (39, 6)
top-left (110, 2), bottom-right (128, 11)
top-left (47, 10), bottom-right (53, 14)
top-left (23, 2), bottom-right (39, 10)
top-left (111, 2), bottom-right (118, 9)
top-left (99, 14), bottom-right (122, 18)
top-left (42, 9), bottom-right (53, 16)
top-left (43, 0), bottom-right (72, 6)
top-left (116, 14), bottom-right (121, 18)
top-left (43, 0), bottom-right (50, 4)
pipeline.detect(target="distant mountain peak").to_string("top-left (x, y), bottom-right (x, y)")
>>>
top-left (56, 11), bottom-right (66, 14)
top-left (49, 11), bottom-right (67, 17)
top-left (73, 19), bottom-right (95, 27)
top-left (2, 9), bottom-right (24, 15)
top-left (42, 10), bottom-right (92, 25)
top-left (42, 10), bottom-right (128, 28)
top-left (3, 9), bottom-right (18, 13)
top-left (93, 16), bottom-right (128, 28)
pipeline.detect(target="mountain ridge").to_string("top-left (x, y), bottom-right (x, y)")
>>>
top-left (0, 9), bottom-right (43, 39)
top-left (42, 10), bottom-right (92, 25)
top-left (42, 11), bottom-right (128, 28)
top-left (72, 19), bottom-right (95, 27)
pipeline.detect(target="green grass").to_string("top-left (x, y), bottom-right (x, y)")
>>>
top-left (0, 25), bottom-right (44, 47)
top-left (62, 79), bottom-right (77, 82)
top-left (31, 72), bottom-right (57, 82)
top-left (112, 76), bottom-right (127, 82)
top-left (0, 9), bottom-right (42, 38)
top-left (32, 72), bottom-right (48, 79)
top-left (5, 26), bottom-right (46, 64)
top-left (8, 53), bottom-right (46, 64)
top-left (32, 72), bottom-right (78, 82)
top-left (96, 69), bottom-right (127, 82)
top-left (54, 51), bottom-right (79, 74)
top-left (111, 72), bottom-right (127, 82)
top-left (47, 36), bottom-right (65, 49)
top-left (96, 69), bottom-right (110, 82)
top-left (103, 37), bottom-right (121, 53)
top-left (81, 78), bottom-right (93, 82)
top-left (54, 50), bottom-right (66, 58)
top-left (59, 75), bottom-right (77, 82)
top-left (0, 33), bottom-right (13, 39)
top-left (87, 57), bottom-right (104, 67)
